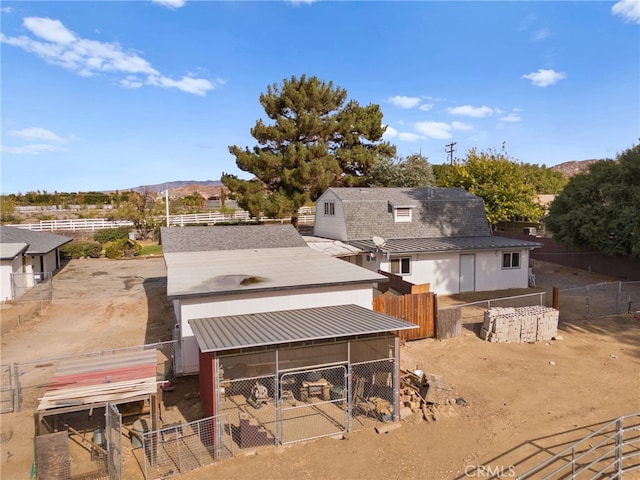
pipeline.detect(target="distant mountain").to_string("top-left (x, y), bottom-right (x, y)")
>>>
top-left (551, 159), bottom-right (601, 178)
top-left (122, 180), bottom-right (223, 196)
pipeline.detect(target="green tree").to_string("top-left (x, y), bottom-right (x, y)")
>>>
top-left (546, 144), bottom-right (640, 257)
top-left (0, 195), bottom-right (17, 223)
top-left (439, 147), bottom-right (544, 227)
top-left (110, 189), bottom-right (164, 240)
top-left (369, 153), bottom-right (435, 187)
top-left (224, 75), bottom-right (396, 228)
top-left (520, 163), bottom-right (568, 194)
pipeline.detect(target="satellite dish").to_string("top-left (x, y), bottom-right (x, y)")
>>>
top-left (372, 236), bottom-right (386, 248)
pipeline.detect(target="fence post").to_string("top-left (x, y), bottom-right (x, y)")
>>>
top-left (552, 287), bottom-right (559, 310)
top-left (586, 285), bottom-right (590, 318)
top-left (616, 281), bottom-right (622, 314)
top-left (615, 417), bottom-right (623, 477)
top-left (13, 362), bottom-right (21, 413)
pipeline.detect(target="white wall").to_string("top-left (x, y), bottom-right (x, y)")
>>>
top-left (0, 257), bottom-right (24, 302)
top-left (313, 190), bottom-right (348, 241)
top-left (379, 249), bottom-right (531, 295)
top-left (176, 283), bottom-right (375, 374)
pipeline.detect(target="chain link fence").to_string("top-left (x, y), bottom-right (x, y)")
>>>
top-left (10, 271), bottom-right (53, 325)
top-left (558, 281), bottom-right (640, 319)
top-left (438, 281), bottom-right (640, 331)
top-left (350, 359), bottom-right (396, 430)
top-left (140, 414), bottom-right (234, 480)
top-left (106, 403), bottom-right (123, 480)
top-left (0, 364), bottom-right (13, 413)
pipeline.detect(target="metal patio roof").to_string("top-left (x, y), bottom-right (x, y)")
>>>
top-left (351, 235), bottom-right (542, 254)
top-left (189, 304), bottom-right (418, 353)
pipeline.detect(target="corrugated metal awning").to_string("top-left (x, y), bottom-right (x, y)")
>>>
top-left (37, 350), bottom-right (158, 411)
top-left (351, 235), bottom-right (543, 254)
top-left (189, 304), bottom-right (418, 353)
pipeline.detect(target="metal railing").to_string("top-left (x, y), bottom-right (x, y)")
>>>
top-left (517, 412), bottom-right (640, 479)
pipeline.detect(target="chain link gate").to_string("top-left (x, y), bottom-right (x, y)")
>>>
top-left (0, 364), bottom-right (13, 413)
top-left (105, 403), bottom-right (122, 480)
top-left (278, 365), bottom-right (348, 445)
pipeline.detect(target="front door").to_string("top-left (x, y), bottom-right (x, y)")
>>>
top-left (459, 254), bottom-right (475, 293)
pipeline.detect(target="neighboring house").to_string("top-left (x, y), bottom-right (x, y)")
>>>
top-left (160, 224), bottom-right (408, 376)
top-left (313, 187), bottom-right (542, 295)
top-left (0, 226), bottom-right (72, 302)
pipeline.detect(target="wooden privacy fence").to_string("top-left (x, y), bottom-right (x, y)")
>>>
top-left (373, 292), bottom-right (436, 341)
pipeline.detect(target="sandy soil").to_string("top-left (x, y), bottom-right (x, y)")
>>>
top-left (1, 257), bottom-right (639, 480)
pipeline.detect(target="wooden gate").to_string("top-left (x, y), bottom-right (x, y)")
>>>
top-left (373, 292), bottom-right (436, 341)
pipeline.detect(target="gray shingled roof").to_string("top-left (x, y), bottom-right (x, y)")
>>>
top-left (351, 235), bottom-right (542, 254)
top-left (160, 224), bottom-right (307, 253)
top-left (164, 246), bottom-right (387, 299)
top-left (326, 187), bottom-right (492, 241)
top-left (0, 226), bottom-right (72, 255)
top-left (0, 243), bottom-right (29, 260)
top-left (189, 304), bottom-right (417, 352)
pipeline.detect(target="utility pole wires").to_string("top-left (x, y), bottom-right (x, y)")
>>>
top-left (446, 142), bottom-right (456, 165)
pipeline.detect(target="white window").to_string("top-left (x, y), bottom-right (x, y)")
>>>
top-left (394, 207), bottom-right (412, 223)
top-left (502, 252), bottom-right (521, 269)
top-left (324, 201), bottom-right (335, 216)
top-left (390, 257), bottom-right (411, 275)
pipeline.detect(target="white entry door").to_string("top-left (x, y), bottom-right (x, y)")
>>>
top-left (459, 254), bottom-right (476, 293)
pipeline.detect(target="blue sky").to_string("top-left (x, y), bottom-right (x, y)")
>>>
top-left (1, 0), bottom-right (638, 195)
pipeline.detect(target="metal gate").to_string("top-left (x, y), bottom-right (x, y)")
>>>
top-left (105, 403), bottom-right (122, 480)
top-left (0, 364), bottom-right (13, 413)
top-left (278, 365), bottom-right (348, 445)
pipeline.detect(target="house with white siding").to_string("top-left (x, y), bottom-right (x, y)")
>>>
top-left (313, 187), bottom-right (542, 295)
top-left (0, 226), bottom-right (72, 302)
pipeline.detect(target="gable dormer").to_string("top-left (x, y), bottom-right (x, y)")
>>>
top-left (388, 200), bottom-right (417, 223)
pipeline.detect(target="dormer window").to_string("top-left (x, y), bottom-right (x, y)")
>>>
top-left (388, 201), bottom-right (416, 223)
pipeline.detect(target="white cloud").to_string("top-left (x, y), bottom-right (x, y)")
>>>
top-left (1, 6), bottom-right (13, 13)
top-left (290, 0), bottom-right (318, 5)
top-left (388, 95), bottom-right (421, 109)
top-left (522, 68), bottom-right (567, 87)
top-left (1, 16), bottom-right (221, 96)
top-left (451, 121), bottom-right (473, 131)
top-left (23, 17), bottom-right (76, 44)
top-left (612, 0), bottom-right (640, 24)
top-left (398, 132), bottom-right (424, 142)
top-left (152, 0), bottom-right (187, 8)
top-left (382, 125), bottom-right (398, 139)
top-left (447, 105), bottom-right (495, 118)
top-left (419, 103), bottom-right (433, 112)
top-left (10, 127), bottom-right (69, 143)
top-left (414, 121), bottom-right (452, 139)
top-left (532, 28), bottom-right (550, 41)
top-left (1, 143), bottom-right (66, 155)
top-left (499, 113), bottom-right (521, 123)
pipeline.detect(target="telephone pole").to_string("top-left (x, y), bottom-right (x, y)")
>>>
top-left (446, 142), bottom-right (456, 165)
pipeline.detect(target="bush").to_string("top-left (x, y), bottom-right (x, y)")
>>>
top-left (94, 227), bottom-right (131, 244)
top-left (60, 240), bottom-right (103, 259)
top-left (104, 238), bottom-right (142, 259)
top-left (83, 241), bottom-right (103, 258)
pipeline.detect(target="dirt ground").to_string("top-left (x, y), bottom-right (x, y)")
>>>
top-left (1, 256), bottom-right (639, 480)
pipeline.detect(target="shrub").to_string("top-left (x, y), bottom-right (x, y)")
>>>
top-left (60, 242), bottom-right (83, 259)
top-left (104, 238), bottom-right (141, 259)
top-left (94, 227), bottom-right (131, 244)
top-left (83, 241), bottom-right (103, 258)
top-left (60, 240), bottom-right (103, 259)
